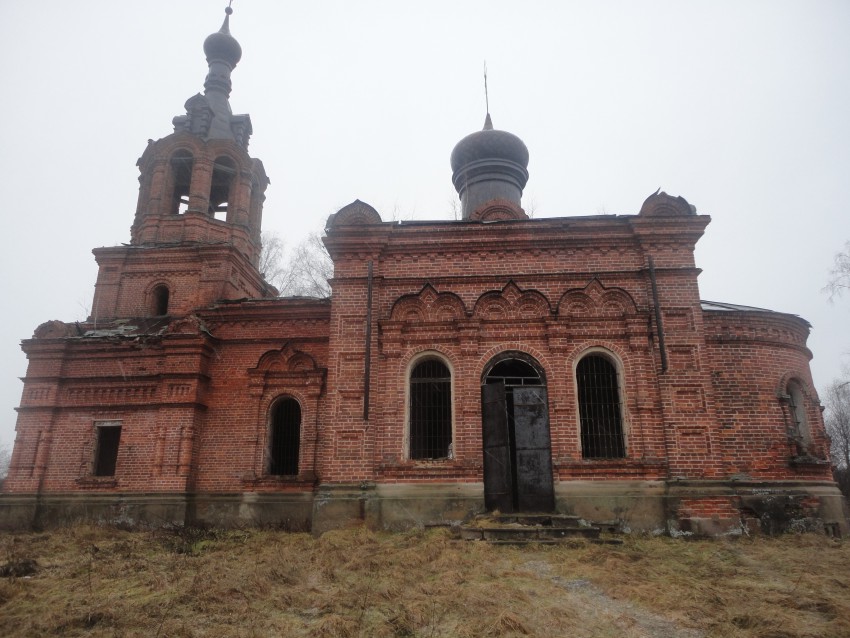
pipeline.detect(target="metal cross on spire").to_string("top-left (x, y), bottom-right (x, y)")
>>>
top-left (484, 61), bottom-right (490, 116)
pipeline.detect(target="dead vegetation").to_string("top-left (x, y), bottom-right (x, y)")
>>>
top-left (0, 524), bottom-right (848, 637)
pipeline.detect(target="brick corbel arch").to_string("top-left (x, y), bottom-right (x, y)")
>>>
top-left (246, 346), bottom-right (326, 485)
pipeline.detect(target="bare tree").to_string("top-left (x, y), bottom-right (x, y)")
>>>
top-left (286, 232), bottom-right (333, 298)
top-left (824, 377), bottom-right (850, 500)
top-left (259, 231), bottom-right (292, 293)
top-left (825, 379), bottom-right (850, 467)
top-left (260, 231), bottom-right (332, 298)
top-left (824, 240), bottom-right (850, 301)
top-left (0, 442), bottom-right (11, 480)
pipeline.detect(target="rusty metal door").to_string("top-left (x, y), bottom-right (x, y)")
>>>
top-left (512, 387), bottom-right (555, 512)
top-left (481, 382), bottom-right (513, 513)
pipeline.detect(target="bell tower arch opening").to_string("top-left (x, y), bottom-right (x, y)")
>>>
top-left (168, 150), bottom-right (194, 215)
top-left (210, 156), bottom-right (237, 221)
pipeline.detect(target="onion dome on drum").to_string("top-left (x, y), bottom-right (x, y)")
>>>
top-left (450, 113), bottom-right (530, 220)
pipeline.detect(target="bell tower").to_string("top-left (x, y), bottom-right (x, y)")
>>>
top-left (91, 4), bottom-right (274, 321)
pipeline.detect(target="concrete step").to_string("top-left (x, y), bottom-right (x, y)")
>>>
top-left (460, 525), bottom-right (601, 542)
top-left (459, 512), bottom-right (617, 545)
top-left (484, 513), bottom-right (584, 527)
top-left (486, 538), bottom-right (624, 546)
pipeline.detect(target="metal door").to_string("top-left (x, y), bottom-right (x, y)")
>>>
top-left (481, 382), bottom-right (513, 512)
top-left (512, 386), bottom-right (555, 512)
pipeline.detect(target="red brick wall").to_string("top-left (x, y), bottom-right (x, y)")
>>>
top-left (5, 206), bottom-right (834, 509)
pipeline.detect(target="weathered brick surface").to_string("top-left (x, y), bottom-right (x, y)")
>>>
top-left (2, 136), bottom-right (837, 533)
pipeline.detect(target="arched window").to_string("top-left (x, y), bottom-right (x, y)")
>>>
top-left (210, 156), bottom-right (236, 220)
top-left (576, 353), bottom-right (626, 459)
top-left (269, 398), bottom-right (301, 475)
top-left (168, 150), bottom-right (193, 215)
top-left (152, 284), bottom-right (170, 316)
top-left (786, 380), bottom-right (811, 450)
top-left (409, 357), bottom-right (452, 459)
top-left (484, 357), bottom-right (543, 387)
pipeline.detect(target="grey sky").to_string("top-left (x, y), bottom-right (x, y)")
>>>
top-left (1, 0), bottom-right (848, 450)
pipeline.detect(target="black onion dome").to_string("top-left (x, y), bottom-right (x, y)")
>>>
top-left (450, 116), bottom-right (529, 173)
top-left (203, 10), bottom-right (242, 68)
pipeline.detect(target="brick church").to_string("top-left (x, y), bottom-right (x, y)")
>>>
top-left (2, 8), bottom-right (845, 535)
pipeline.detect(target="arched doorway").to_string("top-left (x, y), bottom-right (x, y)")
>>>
top-left (481, 355), bottom-right (554, 513)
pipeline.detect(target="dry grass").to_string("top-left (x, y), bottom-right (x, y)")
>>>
top-left (0, 525), bottom-right (848, 637)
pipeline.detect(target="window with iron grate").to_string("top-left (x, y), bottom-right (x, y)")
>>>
top-left (577, 354), bottom-right (626, 459)
top-left (409, 358), bottom-right (452, 460)
top-left (269, 398), bottom-right (301, 475)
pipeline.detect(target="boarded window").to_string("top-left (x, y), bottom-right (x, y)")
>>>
top-left (269, 398), bottom-right (300, 475)
top-left (577, 354), bottom-right (626, 459)
top-left (409, 358), bottom-right (452, 459)
top-left (93, 422), bottom-right (121, 476)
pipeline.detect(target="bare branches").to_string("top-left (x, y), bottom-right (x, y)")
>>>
top-left (258, 231), bottom-right (291, 293)
top-left (824, 378), bottom-right (850, 469)
top-left (259, 231), bottom-right (332, 299)
top-left (824, 240), bottom-right (850, 302)
top-left (286, 232), bottom-right (333, 298)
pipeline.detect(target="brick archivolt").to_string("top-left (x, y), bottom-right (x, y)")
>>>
top-left (556, 279), bottom-right (638, 317)
top-left (472, 282), bottom-right (550, 320)
top-left (388, 285), bottom-right (466, 323)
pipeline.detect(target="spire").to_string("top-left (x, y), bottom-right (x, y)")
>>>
top-left (483, 62), bottom-right (493, 131)
top-left (172, 2), bottom-right (252, 149)
top-left (203, 2), bottom-right (243, 92)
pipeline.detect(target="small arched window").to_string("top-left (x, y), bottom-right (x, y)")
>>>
top-left (409, 357), bottom-right (452, 460)
top-left (786, 380), bottom-right (811, 449)
top-left (576, 353), bottom-right (626, 459)
top-left (152, 284), bottom-right (170, 316)
top-left (168, 150), bottom-right (193, 215)
top-left (210, 156), bottom-right (236, 221)
top-left (269, 398), bottom-right (301, 475)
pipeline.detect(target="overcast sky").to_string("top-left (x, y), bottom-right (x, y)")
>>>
top-left (1, 1), bottom-right (848, 451)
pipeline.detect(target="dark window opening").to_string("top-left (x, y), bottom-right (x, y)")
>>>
top-left (152, 284), bottom-right (170, 316)
top-left (210, 156), bottom-right (236, 221)
top-left (484, 358), bottom-right (542, 387)
top-left (409, 358), bottom-right (452, 459)
top-left (94, 424), bottom-right (121, 476)
top-left (269, 398), bottom-right (301, 475)
top-left (169, 151), bottom-right (193, 215)
top-left (577, 354), bottom-right (626, 459)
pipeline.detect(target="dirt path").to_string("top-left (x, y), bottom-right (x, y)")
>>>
top-left (523, 559), bottom-right (704, 638)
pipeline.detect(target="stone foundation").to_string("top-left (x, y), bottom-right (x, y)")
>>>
top-left (1, 480), bottom-right (846, 536)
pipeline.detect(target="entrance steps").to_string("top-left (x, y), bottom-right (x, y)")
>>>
top-left (459, 513), bottom-right (622, 545)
